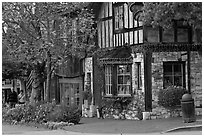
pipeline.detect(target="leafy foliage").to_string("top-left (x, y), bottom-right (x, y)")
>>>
top-left (2, 2), bottom-right (96, 77)
top-left (141, 2), bottom-right (202, 29)
top-left (158, 86), bottom-right (188, 109)
top-left (49, 105), bottom-right (81, 124)
top-left (2, 102), bottom-right (81, 124)
top-left (2, 2), bottom-right (96, 102)
top-left (101, 97), bottom-right (132, 113)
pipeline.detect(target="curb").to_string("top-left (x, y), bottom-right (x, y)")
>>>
top-left (161, 125), bottom-right (202, 134)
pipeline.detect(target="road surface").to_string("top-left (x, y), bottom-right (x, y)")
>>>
top-left (2, 123), bottom-right (82, 135)
top-left (2, 123), bottom-right (202, 135)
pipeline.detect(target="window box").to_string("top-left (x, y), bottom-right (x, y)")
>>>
top-left (117, 94), bottom-right (131, 97)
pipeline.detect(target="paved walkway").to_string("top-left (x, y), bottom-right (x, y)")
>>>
top-left (62, 116), bottom-right (202, 134)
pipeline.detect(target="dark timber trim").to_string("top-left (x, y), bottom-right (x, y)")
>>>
top-left (131, 43), bottom-right (202, 52)
top-left (112, 65), bottom-right (117, 95)
top-left (143, 51), bottom-right (152, 112)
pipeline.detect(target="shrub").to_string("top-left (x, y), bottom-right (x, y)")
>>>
top-left (158, 86), bottom-right (188, 109)
top-left (48, 105), bottom-right (81, 124)
top-left (2, 102), bottom-right (81, 125)
top-left (34, 103), bottom-right (56, 123)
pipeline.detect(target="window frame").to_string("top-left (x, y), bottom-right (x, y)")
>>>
top-left (163, 61), bottom-right (186, 89)
top-left (105, 65), bottom-right (113, 96)
top-left (113, 4), bottom-right (124, 31)
top-left (136, 62), bottom-right (142, 90)
top-left (104, 64), bottom-right (132, 97)
top-left (117, 65), bottom-right (131, 96)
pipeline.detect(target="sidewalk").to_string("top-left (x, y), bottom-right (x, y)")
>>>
top-left (62, 116), bottom-right (202, 134)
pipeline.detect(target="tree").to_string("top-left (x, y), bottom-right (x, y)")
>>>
top-left (2, 2), bottom-right (96, 104)
top-left (141, 2), bottom-right (202, 30)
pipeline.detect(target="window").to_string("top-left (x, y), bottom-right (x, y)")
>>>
top-left (117, 65), bottom-right (131, 95)
top-left (177, 28), bottom-right (189, 43)
top-left (75, 84), bottom-right (80, 106)
top-left (105, 64), bottom-right (132, 96)
top-left (5, 79), bottom-right (12, 85)
top-left (105, 65), bottom-right (112, 95)
top-left (136, 63), bottom-right (142, 89)
top-left (114, 5), bottom-right (124, 30)
top-left (163, 62), bottom-right (185, 88)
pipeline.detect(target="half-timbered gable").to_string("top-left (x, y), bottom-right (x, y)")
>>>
top-left (97, 2), bottom-right (143, 49)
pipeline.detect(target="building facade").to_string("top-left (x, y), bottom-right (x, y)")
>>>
top-left (84, 2), bottom-right (202, 119)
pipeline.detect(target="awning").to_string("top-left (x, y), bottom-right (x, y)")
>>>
top-left (100, 46), bottom-right (133, 65)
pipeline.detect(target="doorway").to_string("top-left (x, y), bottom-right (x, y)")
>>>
top-left (59, 77), bottom-right (83, 109)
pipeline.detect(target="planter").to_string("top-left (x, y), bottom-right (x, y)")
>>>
top-left (88, 105), bottom-right (95, 117)
top-left (142, 112), bottom-right (151, 120)
top-left (82, 103), bottom-right (96, 118)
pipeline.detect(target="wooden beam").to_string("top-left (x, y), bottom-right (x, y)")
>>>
top-left (112, 65), bottom-right (117, 95)
top-left (131, 43), bottom-right (202, 53)
top-left (143, 51), bottom-right (152, 112)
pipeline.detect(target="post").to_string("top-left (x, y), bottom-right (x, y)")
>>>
top-left (144, 50), bottom-right (152, 111)
top-left (187, 46), bottom-right (191, 94)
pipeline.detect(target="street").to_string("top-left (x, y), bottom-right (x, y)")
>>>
top-left (2, 123), bottom-right (82, 135)
top-left (2, 123), bottom-right (202, 135)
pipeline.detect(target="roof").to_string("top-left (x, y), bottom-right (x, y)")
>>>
top-left (99, 45), bottom-right (133, 65)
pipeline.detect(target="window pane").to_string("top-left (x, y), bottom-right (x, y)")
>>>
top-left (118, 85), bottom-right (123, 94)
top-left (174, 64), bottom-right (181, 73)
top-left (163, 62), bottom-right (185, 88)
top-left (163, 64), bottom-right (172, 75)
top-left (125, 85), bottom-right (131, 94)
top-left (177, 28), bottom-right (189, 43)
top-left (105, 65), bottom-right (112, 95)
top-left (164, 76), bottom-right (173, 88)
top-left (163, 29), bottom-right (174, 42)
top-left (119, 6), bottom-right (123, 28)
top-left (118, 76), bottom-right (123, 84)
top-left (147, 27), bottom-right (159, 43)
top-left (124, 75), bottom-right (131, 84)
top-left (117, 65), bottom-right (131, 95)
top-left (174, 76), bottom-right (182, 86)
top-left (114, 5), bottom-right (124, 30)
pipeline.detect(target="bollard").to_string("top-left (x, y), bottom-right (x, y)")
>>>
top-left (181, 94), bottom-right (196, 123)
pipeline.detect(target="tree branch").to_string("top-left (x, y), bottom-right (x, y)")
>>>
top-left (4, 19), bottom-right (39, 40)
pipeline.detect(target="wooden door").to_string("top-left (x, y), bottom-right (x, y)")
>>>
top-left (59, 77), bottom-right (83, 109)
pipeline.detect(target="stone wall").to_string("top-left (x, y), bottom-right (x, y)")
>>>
top-left (90, 51), bottom-right (202, 120)
top-left (151, 51), bottom-right (202, 109)
top-left (150, 51), bottom-right (202, 119)
top-left (190, 52), bottom-right (202, 107)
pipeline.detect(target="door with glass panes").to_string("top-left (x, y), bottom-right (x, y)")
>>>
top-left (59, 78), bottom-right (82, 109)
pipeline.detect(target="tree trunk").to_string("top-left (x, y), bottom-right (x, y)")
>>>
top-left (44, 15), bottom-right (52, 103)
top-left (30, 69), bottom-right (44, 105)
top-left (45, 51), bottom-right (51, 102)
